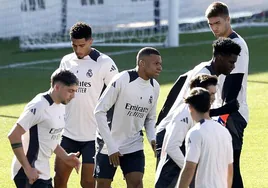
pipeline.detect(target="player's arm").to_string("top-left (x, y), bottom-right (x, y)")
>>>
top-left (177, 129), bottom-right (201, 188)
top-left (103, 57), bottom-right (119, 86)
top-left (209, 99), bottom-right (239, 116)
top-left (144, 83), bottom-right (160, 155)
top-left (94, 75), bottom-right (121, 156)
top-left (8, 123), bottom-right (41, 184)
top-left (228, 163), bottom-right (233, 188)
top-left (165, 113), bottom-right (191, 168)
top-left (156, 72), bottom-right (188, 125)
top-left (8, 102), bottom-right (44, 183)
top-left (178, 161), bottom-right (197, 188)
top-left (54, 145), bottom-right (81, 173)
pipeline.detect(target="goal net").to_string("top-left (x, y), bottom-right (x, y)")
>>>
top-left (1, 0), bottom-right (268, 49)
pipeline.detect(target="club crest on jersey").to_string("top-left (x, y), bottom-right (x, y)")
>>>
top-left (86, 69), bottom-right (93, 78)
top-left (149, 95), bottom-right (153, 104)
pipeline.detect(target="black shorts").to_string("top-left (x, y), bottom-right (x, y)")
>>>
top-left (14, 177), bottom-right (52, 188)
top-left (60, 136), bottom-right (95, 164)
top-left (94, 150), bottom-right (145, 180)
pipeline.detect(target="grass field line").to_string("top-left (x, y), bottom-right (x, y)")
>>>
top-left (1, 33), bottom-right (268, 70)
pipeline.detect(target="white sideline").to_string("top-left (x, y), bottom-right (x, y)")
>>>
top-left (1, 33), bottom-right (268, 70)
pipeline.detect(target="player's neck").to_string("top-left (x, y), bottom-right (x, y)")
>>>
top-left (87, 48), bottom-right (92, 56)
top-left (136, 67), bottom-right (150, 80)
top-left (222, 27), bottom-right (233, 38)
top-left (48, 89), bottom-right (60, 104)
top-left (211, 60), bottom-right (220, 76)
top-left (194, 112), bottom-right (211, 122)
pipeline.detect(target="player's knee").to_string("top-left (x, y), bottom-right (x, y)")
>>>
top-left (95, 179), bottom-right (112, 188)
top-left (80, 178), bottom-right (95, 188)
top-left (127, 177), bottom-right (143, 187)
top-left (54, 171), bottom-right (70, 186)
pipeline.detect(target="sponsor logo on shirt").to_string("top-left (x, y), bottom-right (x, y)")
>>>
top-left (49, 128), bottom-right (64, 140)
top-left (77, 81), bottom-right (91, 93)
top-left (125, 103), bottom-right (149, 118)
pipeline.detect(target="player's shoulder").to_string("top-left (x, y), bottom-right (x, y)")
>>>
top-left (25, 92), bottom-right (53, 112)
top-left (172, 103), bottom-right (191, 122)
top-left (193, 61), bottom-right (213, 75)
top-left (61, 52), bottom-right (76, 62)
top-left (91, 48), bottom-right (115, 64)
top-left (229, 31), bottom-right (248, 49)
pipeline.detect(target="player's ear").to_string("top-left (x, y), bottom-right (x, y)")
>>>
top-left (54, 83), bottom-right (60, 91)
top-left (89, 38), bottom-right (93, 45)
top-left (138, 59), bottom-right (145, 67)
top-left (226, 16), bottom-right (231, 23)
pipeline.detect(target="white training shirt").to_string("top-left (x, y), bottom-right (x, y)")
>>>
top-left (11, 93), bottom-right (65, 180)
top-left (155, 103), bottom-right (194, 182)
top-left (156, 61), bottom-right (217, 134)
top-left (185, 119), bottom-right (233, 188)
top-left (94, 70), bottom-right (160, 156)
top-left (217, 32), bottom-right (249, 122)
top-left (59, 49), bottom-right (118, 141)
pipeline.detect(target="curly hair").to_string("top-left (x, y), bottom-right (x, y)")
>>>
top-left (69, 22), bottom-right (92, 40)
top-left (213, 37), bottom-right (241, 56)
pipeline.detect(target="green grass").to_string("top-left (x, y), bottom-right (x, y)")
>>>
top-left (1, 27), bottom-right (268, 187)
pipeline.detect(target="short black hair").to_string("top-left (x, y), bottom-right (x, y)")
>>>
top-left (136, 47), bottom-right (161, 64)
top-left (205, 2), bottom-right (229, 18)
top-left (70, 22), bottom-right (92, 40)
top-left (185, 87), bottom-right (211, 113)
top-left (51, 69), bottom-right (79, 87)
top-left (190, 74), bottom-right (218, 89)
top-left (213, 37), bottom-right (241, 57)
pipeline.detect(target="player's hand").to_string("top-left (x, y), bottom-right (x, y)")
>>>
top-left (109, 152), bottom-right (122, 167)
top-left (24, 167), bottom-right (41, 184)
top-left (64, 152), bottom-right (81, 174)
top-left (151, 140), bottom-right (156, 157)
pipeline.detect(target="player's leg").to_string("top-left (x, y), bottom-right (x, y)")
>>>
top-left (94, 152), bottom-right (116, 188)
top-left (54, 136), bottom-right (80, 188)
top-left (80, 141), bottom-right (95, 188)
top-left (226, 112), bottom-right (246, 188)
top-left (233, 149), bottom-right (243, 188)
top-left (121, 150), bottom-right (145, 188)
top-left (155, 156), bottom-right (181, 188)
top-left (155, 129), bottom-right (166, 167)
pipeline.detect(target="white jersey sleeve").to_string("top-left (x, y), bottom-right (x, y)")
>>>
top-left (94, 73), bottom-right (122, 155)
top-left (17, 100), bottom-right (44, 131)
top-left (231, 37), bottom-right (249, 74)
top-left (144, 81), bottom-right (159, 142)
top-left (185, 127), bottom-right (202, 164)
top-left (100, 55), bottom-right (118, 85)
top-left (164, 104), bottom-right (193, 168)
